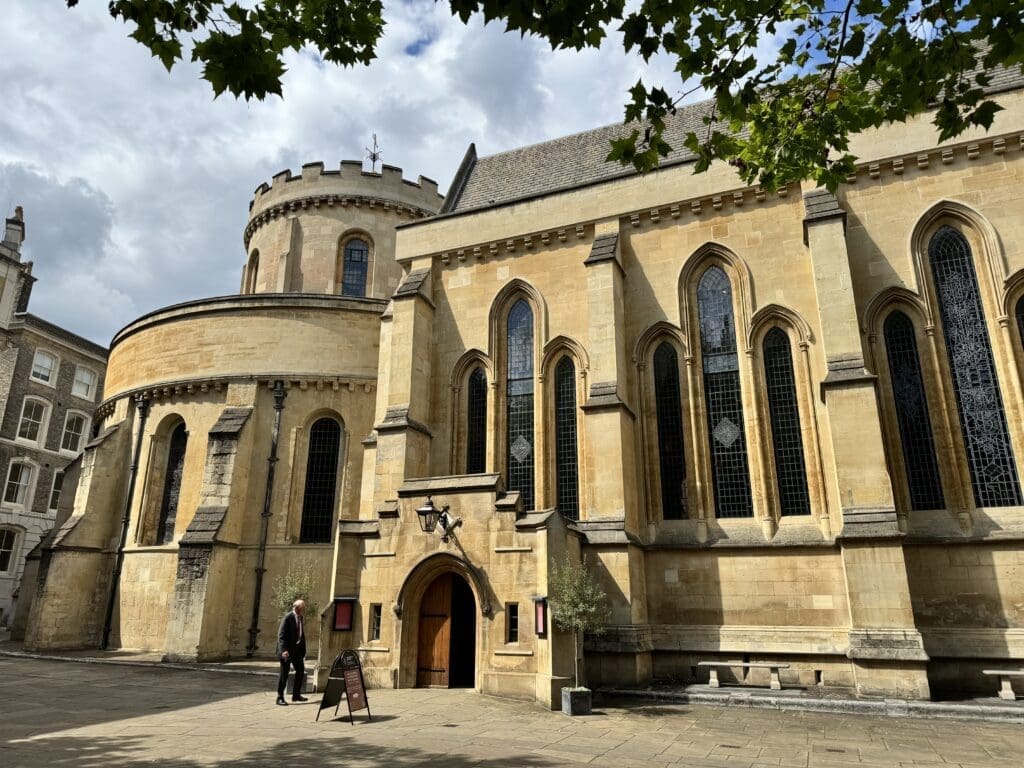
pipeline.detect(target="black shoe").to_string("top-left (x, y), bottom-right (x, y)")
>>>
top-left (292, 695), bottom-right (308, 702)
top-left (276, 698), bottom-right (288, 706)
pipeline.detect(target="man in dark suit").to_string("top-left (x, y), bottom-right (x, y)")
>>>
top-left (276, 599), bottom-right (308, 705)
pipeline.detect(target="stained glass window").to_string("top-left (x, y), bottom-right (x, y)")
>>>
top-left (763, 328), bottom-right (811, 516)
top-left (466, 367), bottom-right (487, 473)
top-left (929, 226), bottom-right (1022, 507)
top-left (506, 300), bottom-right (535, 510)
top-left (554, 356), bottom-right (579, 520)
top-left (653, 342), bottom-right (686, 519)
top-left (157, 423), bottom-right (188, 544)
top-left (883, 312), bottom-right (945, 511)
top-left (300, 418), bottom-right (342, 542)
top-left (341, 238), bottom-right (369, 297)
top-left (697, 266), bottom-right (753, 517)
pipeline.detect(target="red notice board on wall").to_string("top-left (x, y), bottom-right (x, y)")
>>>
top-left (332, 597), bottom-right (356, 631)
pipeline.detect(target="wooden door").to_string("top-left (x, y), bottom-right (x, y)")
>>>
top-left (417, 574), bottom-right (452, 687)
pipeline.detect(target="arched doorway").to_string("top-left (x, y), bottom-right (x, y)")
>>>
top-left (416, 572), bottom-right (476, 688)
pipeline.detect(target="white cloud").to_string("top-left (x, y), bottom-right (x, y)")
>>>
top-left (0, 1), bottom-right (778, 345)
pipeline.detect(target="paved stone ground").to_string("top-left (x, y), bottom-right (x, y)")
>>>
top-left (0, 658), bottom-right (1019, 768)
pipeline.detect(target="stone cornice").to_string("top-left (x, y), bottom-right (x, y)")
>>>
top-left (244, 193), bottom-right (435, 248)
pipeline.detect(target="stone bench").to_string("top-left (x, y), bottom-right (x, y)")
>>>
top-left (982, 669), bottom-right (1023, 701)
top-left (697, 661), bottom-right (791, 691)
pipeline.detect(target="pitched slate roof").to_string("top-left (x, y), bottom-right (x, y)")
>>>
top-left (446, 57), bottom-right (1024, 214)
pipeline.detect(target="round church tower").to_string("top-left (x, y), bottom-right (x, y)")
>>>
top-left (26, 162), bottom-right (443, 661)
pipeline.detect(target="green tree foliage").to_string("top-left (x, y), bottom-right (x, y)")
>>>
top-left (69, 1), bottom-right (1023, 191)
top-left (548, 559), bottom-right (611, 689)
top-left (271, 560), bottom-right (320, 619)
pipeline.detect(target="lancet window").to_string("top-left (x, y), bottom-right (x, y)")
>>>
top-left (653, 342), bottom-right (686, 519)
top-left (928, 226), bottom-right (1022, 507)
top-left (697, 266), bottom-right (753, 518)
top-left (156, 423), bottom-right (188, 544)
top-left (554, 356), bottom-right (579, 520)
top-left (763, 328), bottom-right (811, 516)
top-left (341, 238), bottom-right (369, 298)
top-left (506, 300), bottom-right (535, 510)
top-left (300, 418), bottom-right (342, 543)
top-left (466, 367), bottom-right (487, 474)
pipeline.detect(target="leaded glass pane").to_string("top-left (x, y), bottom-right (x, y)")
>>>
top-left (554, 356), bottom-right (579, 520)
top-left (506, 300), bottom-right (534, 509)
top-left (763, 329), bottom-right (811, 516)
top-left (653, 342), bottom-right (687, 519)
top-left (157, 423), bottom-right (188, 544)
top-left (929, 226), bottom-right (1022, 507)
top-left (698, 266), bottom-right (753, 517)
top-left (883, 312), bottom-right (945, 511)
top-left (300, 418), bottom-right (342, 542)
top-left (341, 238), bottom-right (369, 297)
top-left (466, 367), bottom-right (487, 474)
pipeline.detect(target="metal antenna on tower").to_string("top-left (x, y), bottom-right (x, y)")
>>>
top-left (366, 134), bottom-right (382, 173)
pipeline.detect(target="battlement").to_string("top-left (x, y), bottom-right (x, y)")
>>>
top-left (248, 161), bottom-right (444, 222)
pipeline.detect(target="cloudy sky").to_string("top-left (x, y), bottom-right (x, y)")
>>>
top-left (0, 1), bottom-right (689, 345)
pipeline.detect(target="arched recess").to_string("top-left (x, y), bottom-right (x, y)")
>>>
top-left (678, 246), bottom-right (758, 521)
top-left (1004, 269), bottom-right (1024, 384)
top-left (245, 250), bottom-right (260, 294)
top-left (909, 203), bottom-right (1024, 511)
top-left (136, 413), bottom-right (188, 546)
top-left (336, 230), bottom-right (375, 298)
top-left (291, 409), bottom-right (346, 544)
top-left (488, 280), bottom-right (547, 511)
top-left (747, 305), bottom-right (827, 525)
top-left (541, 336), bottom-right (588, 517)
top-left (632, 322), bottom-right (692, 524)
top-left (448, 349), bottom-right (495, 475)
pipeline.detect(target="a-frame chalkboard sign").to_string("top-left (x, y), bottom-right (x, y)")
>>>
top-left (316, 649), bottom-right (372, 724)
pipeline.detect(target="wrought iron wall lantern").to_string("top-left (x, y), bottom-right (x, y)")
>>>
top-left (415, 496), bottom-right (463, 543)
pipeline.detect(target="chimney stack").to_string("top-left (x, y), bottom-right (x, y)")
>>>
top-left (4, 205), bottom-right (25, 250)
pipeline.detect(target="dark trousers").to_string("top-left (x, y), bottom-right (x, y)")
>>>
top-left (277, 654), bottom-right (305, 699)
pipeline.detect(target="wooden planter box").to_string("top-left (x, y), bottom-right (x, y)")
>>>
top-left (561, 687), bottom-right (592, 716)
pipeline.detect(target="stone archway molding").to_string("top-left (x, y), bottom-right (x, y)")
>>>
top-left (393, 551), bottom-right (493, 619)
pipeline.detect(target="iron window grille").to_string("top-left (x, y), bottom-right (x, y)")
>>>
top-left (554, 356), bottom-right (580, 520)
top-left (883, 312), bottom-right (945, 511)
top-left (653, 342), bottom-right (687, 519)
top-left (157, 423), bottom-right (188, 545)
top-left (341, 238), bottom-right (369, 297)
top-left (300, 418), bottom-right (342, 543)
top-left (466, 367), bottom-right (487, 474)
top-left (697, 266), bottom-right (754, 518)
top-left (928, 227), bottom-right (1022, 507)
top-left (763, 328), bottom-right (811, 516)
top-left (506, 300), bottom-right (535, 510)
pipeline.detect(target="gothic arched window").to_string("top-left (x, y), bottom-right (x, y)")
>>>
top-left (883, 312), bottom-right (945, 510)
top-left (157, 423), bottom-right (188, 544)
top-left (466, 367), bottom-right (487, 474)
top-left (300, 418), bottom-right (342, 543)
top-left (697, 266), bottom-right (753, 517)
top-left (506, 300), bottom-right (535, 510)
top-left (554, 356), bottom-right (579, 520)
top-left (763, 328), bottom-right (811, 516)
top-left (929, 226), bottom-right (1022, 507)
top-left (1016, 295), bottom-right (1024, 355)
top-left (341, 238), bottom-right (369, 297)
top-left (653, 342), bottom-right (686, 519)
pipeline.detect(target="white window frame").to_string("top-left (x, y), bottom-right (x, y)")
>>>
top-left (60, 410), bottom-right (90, 455)
top-left (0, 527), bottom-right (21, 574)
top-left (72, 365), bottom-right (99, 401)
top-left (3, 460), bottom-right (37, 510)
top-left (48, 469), bottom-right (65, 513)
top-left (30, 349), bottom-right (60, 387)
top-left (16, 397), bottom-right (51, 447)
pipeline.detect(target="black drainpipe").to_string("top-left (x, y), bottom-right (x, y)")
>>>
top-left (247, 380), bottom-right (287, 657)
top-left (101, 393), bottom-right (150, 650)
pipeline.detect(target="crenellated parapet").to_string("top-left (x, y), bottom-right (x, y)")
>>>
top-left (245, 161), bottom-right (443, 248)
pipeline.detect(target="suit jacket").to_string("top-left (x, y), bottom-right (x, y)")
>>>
top-left (277, 611), bottom-right (307, 659)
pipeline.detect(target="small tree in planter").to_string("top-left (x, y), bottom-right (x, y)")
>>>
top-left (548, 559), bottom-right (611, 715)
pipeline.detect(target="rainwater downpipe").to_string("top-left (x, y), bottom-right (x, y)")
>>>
top-left (101, 394), bottom-right (150, 650)
top-left (247, 380), bottom-right (287, 657)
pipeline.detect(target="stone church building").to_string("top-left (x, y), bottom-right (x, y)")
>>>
top-left (19, 68), bottom-right (1024, 708)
